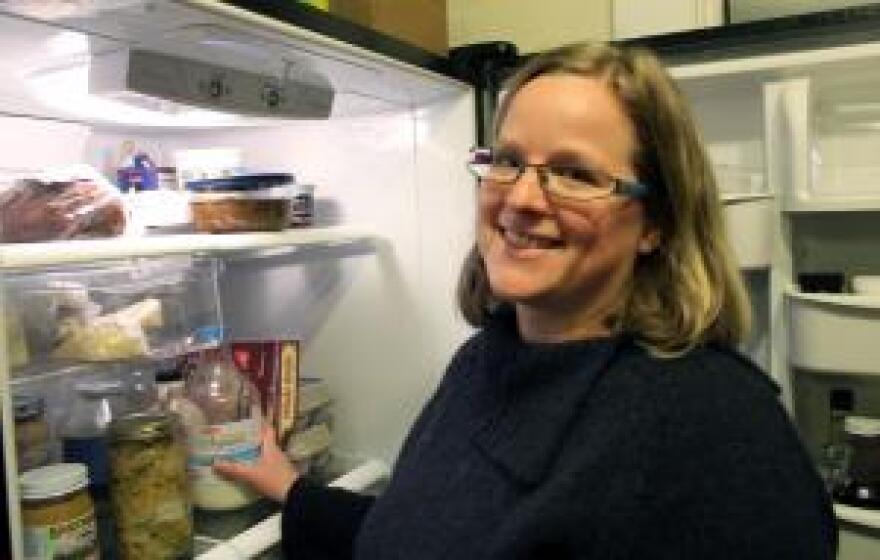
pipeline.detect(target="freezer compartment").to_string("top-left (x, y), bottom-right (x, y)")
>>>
top-left (5, 256), bottom-right (221, 374)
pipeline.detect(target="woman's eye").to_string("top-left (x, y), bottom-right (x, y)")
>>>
top-left (554, 166), bottom-right (599, 184)
top-left (491, 154), bottom-right (521, 169)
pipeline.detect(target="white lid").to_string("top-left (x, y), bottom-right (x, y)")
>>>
top-left (845, 415), bottom-right (880, 437)
top-left (19, 463), bottom-right (89, 500)
top-left (191, 186), bottom-right (292, 201)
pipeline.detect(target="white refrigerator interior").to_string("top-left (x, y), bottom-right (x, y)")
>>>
top-left (0, 1), bottom-right (475, 558)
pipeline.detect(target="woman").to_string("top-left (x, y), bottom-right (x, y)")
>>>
top-left (217, 42), bottom-right (837, 559)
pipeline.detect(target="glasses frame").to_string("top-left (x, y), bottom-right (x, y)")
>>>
top-left (466, 147), bottom-right (650, 201)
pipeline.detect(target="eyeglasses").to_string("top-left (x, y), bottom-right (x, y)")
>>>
top-left (466, 147), bottom-right (650, 201)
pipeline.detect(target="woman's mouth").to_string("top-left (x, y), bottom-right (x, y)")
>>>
top-left (501, 227), bottom-right (564, 250)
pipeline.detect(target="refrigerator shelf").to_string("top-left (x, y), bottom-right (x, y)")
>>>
top-left (835, 503), bottom-right (880, 530)
top-left (197, 459), bottom-right (388, 559)
top-left (0, 226), bottom-right (375, 270)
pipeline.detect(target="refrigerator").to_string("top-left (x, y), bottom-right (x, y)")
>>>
top-left (2, 2), bottom-right (880, 559)
top-left (0, 1), bottom-right (478, 558)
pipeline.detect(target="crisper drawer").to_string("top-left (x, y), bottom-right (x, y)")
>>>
top-left (787, 291), bottom-right (880, 375)
top-left (5, 256), bottom-right (220, 375)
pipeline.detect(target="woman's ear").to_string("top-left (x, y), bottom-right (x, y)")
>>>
top-left (637, 228), bottom-right (661, 254)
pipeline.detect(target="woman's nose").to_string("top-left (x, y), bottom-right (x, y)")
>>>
top-left (503, 166), bottom-right (551, 209)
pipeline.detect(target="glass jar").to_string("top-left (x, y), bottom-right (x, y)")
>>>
top-left (14, 394), bottom-right (51, 471)
top-left (108, 412), bottom-right (192, 560)
top-left (20, 463), bottom-right (99, 560)
top-left (836, 415), bottom-right (880, 507)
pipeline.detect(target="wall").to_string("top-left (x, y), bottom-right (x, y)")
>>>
top-left (447, 0), bottom-right (611, 54)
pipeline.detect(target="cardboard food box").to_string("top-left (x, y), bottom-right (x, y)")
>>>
top-left (330, 0), bottom-right (448, 55)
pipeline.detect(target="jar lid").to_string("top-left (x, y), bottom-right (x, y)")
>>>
top-left (109, 411), bottom-right (177, 442)
top-left (186, 173), bottom-right (295, 193)
top-left (13, 394), bottom-right (44, 421)
top-left (845, 415), bottom-right (880, 436)
top-left (19, 463), bottom-right (88, 500)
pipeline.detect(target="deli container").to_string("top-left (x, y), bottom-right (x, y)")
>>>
top-left (187, 173), bottom-right (294, 233)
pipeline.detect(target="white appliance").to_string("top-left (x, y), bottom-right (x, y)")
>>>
top-left (0, 1), bottom-right (476, 558)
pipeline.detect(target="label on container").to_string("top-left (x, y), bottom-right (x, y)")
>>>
top-left (23, 510), bottom-right (98, 560)
top-left (188, 418), bottom-right (260, 482)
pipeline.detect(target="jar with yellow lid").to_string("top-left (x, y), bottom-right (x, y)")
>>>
top-left (20, 462), bottom-right (99, 559)
top-left (108, 412), bottom-right (192, 560)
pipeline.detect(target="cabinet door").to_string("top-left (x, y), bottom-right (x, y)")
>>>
top-left (612, 0), bottom-right (723, 40)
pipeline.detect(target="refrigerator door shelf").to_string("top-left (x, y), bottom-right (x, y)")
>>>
top-left (787, 290), bottom-right (880, 375)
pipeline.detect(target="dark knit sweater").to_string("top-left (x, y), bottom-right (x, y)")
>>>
top-left (282, 313), bottom-right (837, 559)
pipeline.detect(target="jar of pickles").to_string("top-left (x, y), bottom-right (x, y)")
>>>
top-left (108, 412), bottom-right (192, 560)
top-left (14, 394), bottom-right (50, 471)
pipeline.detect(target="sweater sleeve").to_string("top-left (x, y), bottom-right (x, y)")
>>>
top-left (281, 477), bottom-right (376, 559)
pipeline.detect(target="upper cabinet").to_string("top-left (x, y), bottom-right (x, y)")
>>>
top-left (612, 0), bottom-right (723, 40)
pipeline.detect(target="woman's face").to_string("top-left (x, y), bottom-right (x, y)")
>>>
top-left (477, 74), bottom-right (656, 329)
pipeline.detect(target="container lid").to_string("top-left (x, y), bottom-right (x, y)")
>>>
top-left (845, 415), bottom-right (880, 436)
top-left (186, 173), bottom-right (295, 193)
top-left (19, 463), bottom-right (88, 500)
top-left (13, 394), bottom-right (44, 421)
top-left (190, 186), bottom-right (294, 201)
top-left (109, 411), bottom-right (177, 442)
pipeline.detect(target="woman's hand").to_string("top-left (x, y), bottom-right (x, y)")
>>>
top-left (213, 423), bottom-right (299, 503)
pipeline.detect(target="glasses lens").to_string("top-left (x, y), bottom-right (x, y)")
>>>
top-left (546, 174), bottom-right (611, 200)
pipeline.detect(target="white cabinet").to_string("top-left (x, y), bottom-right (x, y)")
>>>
top-left (612, 0), bottom-right (723, 40)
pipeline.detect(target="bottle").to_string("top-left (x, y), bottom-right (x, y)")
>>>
top-left (820, 388), bottom-right (853, 494)
top-left (184, 326), bottom-right (262, 510)
top-left (61, 378), bottom-right (130, 494)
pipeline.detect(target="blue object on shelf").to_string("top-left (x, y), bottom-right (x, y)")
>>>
top-left (186, 173), bottom-right (295, 193)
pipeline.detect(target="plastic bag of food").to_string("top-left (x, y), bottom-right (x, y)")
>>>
top-left (0, 164), bottom-right (127, 243)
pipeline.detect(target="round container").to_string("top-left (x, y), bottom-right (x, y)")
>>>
top-left (187, 173), bottom-right (295, 233)
top-left (851, 275), bottom-right (880, 296)
top-left (14, 394), bottom-right (51, 471)
top-left (108, 412), bottom-right (192, 560)
top-left (20, 463), bottom-right (99, 560)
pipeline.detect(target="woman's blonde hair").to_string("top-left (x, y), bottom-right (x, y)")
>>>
top-left (457, 42), bottom-right (751, 355)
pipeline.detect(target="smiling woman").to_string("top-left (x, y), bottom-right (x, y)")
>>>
top-left (216, 42), bottom-right (838, 560)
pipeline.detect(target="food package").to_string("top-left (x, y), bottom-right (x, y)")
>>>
top-left (0, 164), bottom-right (128, 243)
top-left (229, 340), bottom-right (300, 445)
top-left (52, 298), bottom-right (163, 361)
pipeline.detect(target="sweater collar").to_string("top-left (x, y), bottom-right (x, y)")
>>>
top-left (469, 308), bottom-right (628, 486)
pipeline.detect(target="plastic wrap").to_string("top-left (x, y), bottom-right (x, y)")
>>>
top-left (0, 165), bottom-right (127, 243)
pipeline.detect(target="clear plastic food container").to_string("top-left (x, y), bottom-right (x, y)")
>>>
top-left (187, 173), bottom-right (295, 233)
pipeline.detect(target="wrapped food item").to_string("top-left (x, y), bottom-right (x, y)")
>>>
top-left (0, 165), bottom-right (127, 243)
top-left (52, 298), bottom-right (163, 361)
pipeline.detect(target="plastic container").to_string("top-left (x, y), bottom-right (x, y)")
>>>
top-left (20, 463), bottom-right (99, 560)
top-left (14, 394), bottom-right (51, 471)
top-left (184, 327), bottom-right (262, 510)
top-left (108, 412), bottom-right (193, 559)
top-left (187, 173), bottom-right (295, 233)
top-left (852, 275), bottom-right (880, 296)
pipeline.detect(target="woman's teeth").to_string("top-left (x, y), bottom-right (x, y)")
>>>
top-left (503, 228), bottom-right (559, 249)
